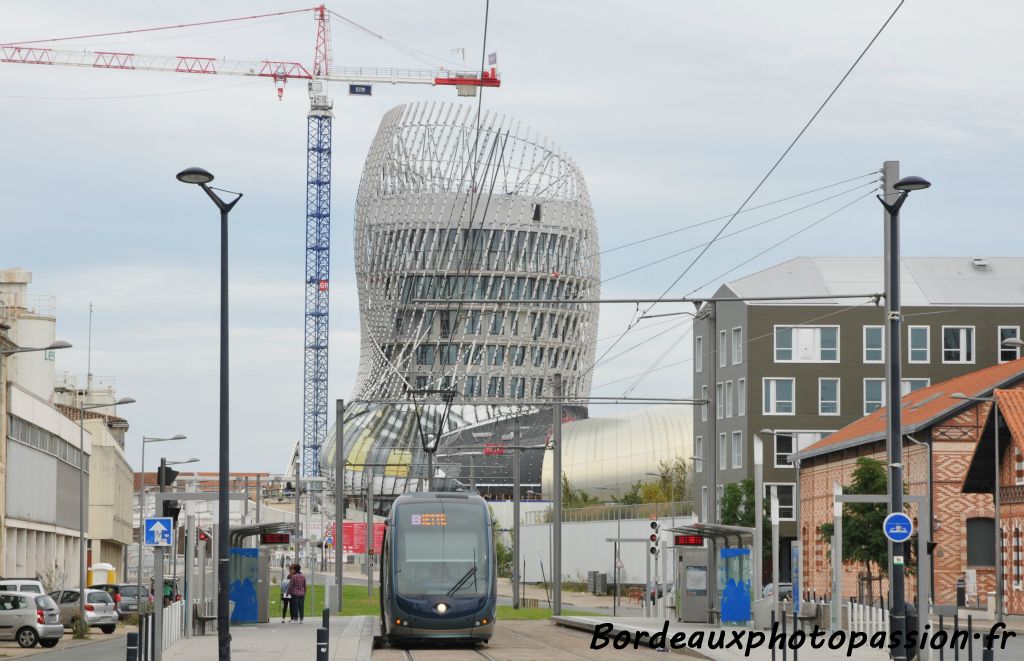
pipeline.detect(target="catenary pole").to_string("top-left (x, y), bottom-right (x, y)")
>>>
top-left (552, 373), bottom-right (563, 615)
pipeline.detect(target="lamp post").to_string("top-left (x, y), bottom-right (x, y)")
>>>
top-left (138, 434), bottom-right (186, 618)
top-left (77, 395), bottom-right (135, 632)
top-left (0, 340), bottom-right (72, 410)
top-left (177, 166), bottom-right (241, 661)
top-left (876, 171), bottom-right (930, 661)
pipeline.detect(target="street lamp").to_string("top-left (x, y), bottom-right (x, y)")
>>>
top-left (177, 167), bottom-right (241, 661)
top-left (77, 395), bottom-right (135, 631)
top-left (137, 434), bottom-right (186, 615)
top-left (876, 170), bottom-right (930, 661)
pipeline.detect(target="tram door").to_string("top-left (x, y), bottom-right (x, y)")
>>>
top-left (676, 549), bottom-right (708, 623)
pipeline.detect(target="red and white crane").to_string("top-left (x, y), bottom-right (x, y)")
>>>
top-left (0, 5), bottom-right (500, 479)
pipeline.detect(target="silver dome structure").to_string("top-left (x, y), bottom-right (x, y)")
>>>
top-left (322, 102), bottom-right (600, 504)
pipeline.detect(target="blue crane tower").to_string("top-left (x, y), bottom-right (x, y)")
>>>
top-left (302, 6), bottom-right (333, 477)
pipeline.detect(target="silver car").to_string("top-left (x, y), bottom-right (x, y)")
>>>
top-left (0, 592), bottom-right (63, 648)
top-left (48, 589), bottom-right (118, 633)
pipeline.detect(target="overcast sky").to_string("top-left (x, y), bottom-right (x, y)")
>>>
top-left (2, 1), bottom-right (1022, 473)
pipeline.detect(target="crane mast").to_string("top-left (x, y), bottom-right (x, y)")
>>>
top-left (302, 6), bottom-right (333, 477)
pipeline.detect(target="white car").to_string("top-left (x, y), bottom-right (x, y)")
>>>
top-left (48, 589), bottom-right (118, 634)
top-left (0, 578), bottom-right (45, 595)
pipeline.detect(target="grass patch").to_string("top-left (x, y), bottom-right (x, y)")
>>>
top-left (269, 585), bottom-right (598, 621)
top-left (269, 584), bottom-right (380, 618)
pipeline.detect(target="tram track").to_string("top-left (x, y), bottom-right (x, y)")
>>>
top-left (402, 647), bottom-right (496, 661)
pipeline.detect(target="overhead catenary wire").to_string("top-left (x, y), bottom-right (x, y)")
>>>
top-left (573, 171), bottom-right (878, 266)
top-left (591, 0), bottom-right (906, 371)
top-left (599, 180), bottom-right (877, 286)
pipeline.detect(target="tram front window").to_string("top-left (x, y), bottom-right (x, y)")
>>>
top-left (394, 501), bottom-right (489, 598)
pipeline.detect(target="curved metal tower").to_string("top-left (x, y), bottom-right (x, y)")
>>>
top-left (322, 101), bottom-right (600, 501)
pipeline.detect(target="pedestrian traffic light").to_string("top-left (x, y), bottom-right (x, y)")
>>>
top-left (157, 465), bottom-right (179, 489)
top-left (649, 520), bottom-right (660, 556)
top-left (162, 499), bottom-right (181, 528)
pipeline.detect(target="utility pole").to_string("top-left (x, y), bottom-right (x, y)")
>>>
top-left (512, 416), bottom-right (521, 609)
top-left (881, 159), bottom-right (906, 661)
top-left (705, 301), bottom-right (718, 623)
top-left (335, 399), bottom-right (344, 614)
top-left (552, 373), bottom-right (563, 616)
top-left (365, 473), bottom-right (373, 598)
top-left (153, 460), bottom-right (166, 661)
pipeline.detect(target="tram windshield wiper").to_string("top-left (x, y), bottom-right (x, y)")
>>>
top-left (445, 566), bottom-right (477, 596)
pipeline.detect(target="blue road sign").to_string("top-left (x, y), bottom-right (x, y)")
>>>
top-left (883, 512), bottom-right (914, 543)
top-left (144, 517), bottom-right (174, 547)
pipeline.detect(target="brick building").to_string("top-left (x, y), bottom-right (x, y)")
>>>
top-left (965, 389), bottom-right (1024, 616)
top-left (797, 359), bottom-right (1024, 610)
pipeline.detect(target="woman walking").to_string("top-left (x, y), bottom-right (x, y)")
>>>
top-left (288, 563), bottom-right (307, 622)
top-left (280, 566), bottom-right (293, 623)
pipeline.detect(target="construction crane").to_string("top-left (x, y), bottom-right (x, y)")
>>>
top-left (0, 6), bottom-right (500, 478)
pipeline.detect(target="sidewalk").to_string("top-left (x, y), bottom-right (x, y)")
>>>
top-left (162, 616), bottom-right (374, 661)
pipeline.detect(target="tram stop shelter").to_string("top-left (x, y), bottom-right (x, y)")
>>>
top-left (668, 522), bottom-right (758, 626)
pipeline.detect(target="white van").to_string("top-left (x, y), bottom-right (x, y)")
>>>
top-left (0, 578), bottom-right (46, 594)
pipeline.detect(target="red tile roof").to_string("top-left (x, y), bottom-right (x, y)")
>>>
top-left (55, 403), bottom-right (127, 424)
top-left (994, 389), bottom-right (1024, 447)
top-left (801, 358), bottom-right (1024, 458)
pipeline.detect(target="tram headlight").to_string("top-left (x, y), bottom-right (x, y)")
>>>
top-left (436, 603), bottom-right (448, 614)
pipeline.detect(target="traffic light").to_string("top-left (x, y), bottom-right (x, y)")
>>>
top-left (157, 465), bottom-right (179, 489)
top-left (162, 499), bottom-right (181, 528)
top-left (649, 520), bottom-right (660, 556)
top-left (197, 528), bottom-right (209, 543)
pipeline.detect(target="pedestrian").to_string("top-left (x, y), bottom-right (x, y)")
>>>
top-left (280, 566), bottom-right (294, 623)
top-left (288, 563), bottom-right (307, 622)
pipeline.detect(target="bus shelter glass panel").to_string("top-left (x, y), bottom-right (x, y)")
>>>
top-left (718, 547), bottom-right (752, 624)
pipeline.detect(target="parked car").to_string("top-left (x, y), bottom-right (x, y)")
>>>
top-left (0, 592), bottom-right (63, 648)
top-left (91, 584), bottom-right (151, 618)
top-left (47, 589), bottom-right (118, 634)
top-left (0, 578), bottom-right (45, 594)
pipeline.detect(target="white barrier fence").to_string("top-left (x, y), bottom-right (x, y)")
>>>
top-left (848, 599), bottom-right (888, 635)
top-left (162, 600), bottom-right (185, 650)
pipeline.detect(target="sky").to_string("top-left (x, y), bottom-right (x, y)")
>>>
top-left (2, 0), bottom-right (1023, 473)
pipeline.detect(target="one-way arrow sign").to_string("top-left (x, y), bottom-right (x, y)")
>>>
top-left (144, 517), bottom-right (174, 547)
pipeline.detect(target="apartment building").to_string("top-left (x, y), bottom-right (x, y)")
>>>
top-left (692, 256), bottom-right (1024, 583)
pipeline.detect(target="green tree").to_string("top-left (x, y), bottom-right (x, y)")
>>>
top-left (619, 480), bottom-right (644, 505)
top-left (561, 473), bottom-right (601, 508)
top-left (719, 479), bottom-right (772, 560)
top-left (489, 506), bottom-right (513, 578)
top-left (653, 456), bottom-right (692, 503)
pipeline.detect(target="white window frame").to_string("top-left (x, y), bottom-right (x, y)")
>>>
top-left (737, 378), bottom-right (746, 416)
top-left (773, 433), bottom-right (795, 468)
top-left (863, 325), bottom-right (885, 363)
top-left (701, 486), bottom-right (708, 522)
top-left (818, 377), bottom-right (840, 416)
top-left (764, 483), bottom-right (796, 521)
top-left (725, 380), bottom-right (734, 418)
top-left (716, 383), bottom-right (724, 420)
top-left (716, 485), bottom-right (724, 521)
top-left (718, 433), bottom-right (727, 470)
top-left (700, 385), bottom-right (708, 422)
top-left (864, 378), bottom-right (886, 415)
top-left (942, 325), bottom-right (976, 364)
top-left (908, 326), bottom-right (930, 364)
top-left (732, 327), bottom-right (743, 365)
top-left (763, 377), bottom-right (795, 415)
top-left (695, 335), bottom-right (703, 373)
top-left (774, 325), bottom-right (840, 363)
top-left (694, 436), bottom-right (703, 473)
top-left (719, 330), bottom-right (727, 368)
top-left (999, 326), bottom-right (1021, 363)
top-left (731, 430), bottom-right (743, 470)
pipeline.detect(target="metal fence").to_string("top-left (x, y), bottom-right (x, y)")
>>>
top-left (162, 600), bottom-right (185, 650)
top-left (522, 501), bottom-right (693, 524)
top-left (848, 598), bottom-right (888, 635)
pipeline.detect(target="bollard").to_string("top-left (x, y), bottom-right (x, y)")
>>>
top-left (792, 610), bottom-right (798, 661)
top-left (317, 627), bottom-right (329, 661)
top-left (781, 602), bottom-right (788, 661)
top-left (771, 610), bottom-right (777, 661)
top-left (939, 614), bottom-right (944, 661)
top-left (126, 631), bottom-right (139, 661)
top-left (954, 613), bottom-right (960, 661)
top-left (323, 607), bottom-right (329, 630)
top-left (968, 615), bottom-right (973, 661)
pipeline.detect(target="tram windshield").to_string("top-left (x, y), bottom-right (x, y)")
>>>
top-left (393, 500), bottom-right (490, 598)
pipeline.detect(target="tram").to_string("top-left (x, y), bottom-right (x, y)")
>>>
top-left (379, 492), bottom-right (496, 644)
